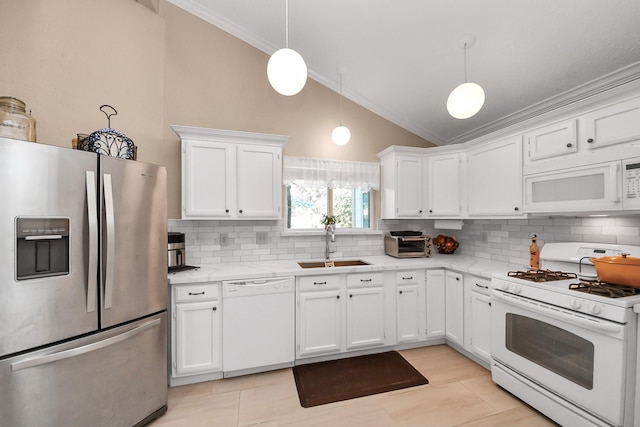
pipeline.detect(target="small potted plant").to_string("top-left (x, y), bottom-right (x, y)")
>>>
top-left (321, 214), bottom-right (336, 231)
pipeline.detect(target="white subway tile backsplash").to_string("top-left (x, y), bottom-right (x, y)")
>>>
top-left (168, 215), bottom-right (640, 266)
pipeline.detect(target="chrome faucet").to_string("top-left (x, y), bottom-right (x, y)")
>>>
top-left (325, 224), bottom-right (336, 260)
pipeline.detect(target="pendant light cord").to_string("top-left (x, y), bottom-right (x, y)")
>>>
top-left (463, 42), bottom-right (468, 83)
top-left (285, 0), bottom-right (289, 48)
top-left (338, 72), bottom-right (343, 125)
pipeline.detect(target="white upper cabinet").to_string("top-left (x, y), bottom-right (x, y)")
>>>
top-left (378, 147), bottom-right (426, 218)
top-left (582, 96), bottom-right (640, 150)
top-left (182, 141), bottom-right (233, 218)
top-left (524, 119), bottom-right (577, 162)
top-left (425, 153), bottom-right (463, 217)
top-left (172, 126), bottom-right (288, 220)
top-left (467, 137), bottom-right (523, 216)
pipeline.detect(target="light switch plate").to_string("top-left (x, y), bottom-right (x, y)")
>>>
top-left (220, 233), bottom-right (229, 246)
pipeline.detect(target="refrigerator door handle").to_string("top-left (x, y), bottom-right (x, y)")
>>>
top-left (103, 173), bottom-right (115, 309)
top-left (10, 318), bottom-right (161, 371)
top-left (86, 171), bottom-right (98, 313)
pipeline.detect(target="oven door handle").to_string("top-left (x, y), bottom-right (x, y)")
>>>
top-left (492, 291), bottom-right (623, 334)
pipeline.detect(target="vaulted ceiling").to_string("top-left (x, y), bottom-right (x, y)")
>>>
top-left (167, 0), bottom-right (640, 145)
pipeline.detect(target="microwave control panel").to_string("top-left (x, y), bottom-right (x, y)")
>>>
top-left (623, 159), bottom-right (640, 209)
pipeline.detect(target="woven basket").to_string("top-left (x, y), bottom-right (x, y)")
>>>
top-left (436, 246), bottom-right (458, 255)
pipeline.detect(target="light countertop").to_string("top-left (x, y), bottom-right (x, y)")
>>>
top-left (167, 254), bottom-right (528, 285)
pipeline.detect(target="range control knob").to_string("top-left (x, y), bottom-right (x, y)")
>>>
top-left (569, 298), bottom-right (583, 310)
top-left (500, 282), bottom-right (510, 291)
top-left (588, 303), bottom-right (603, 315)
top-left (512, 284), bottom-right (522, 294)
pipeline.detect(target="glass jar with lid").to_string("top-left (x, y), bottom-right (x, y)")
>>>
top-left (0, 96), bottom-right (36, 142)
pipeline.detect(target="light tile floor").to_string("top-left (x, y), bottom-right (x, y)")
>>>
top-left (150, 345), bottom-right (558, 426)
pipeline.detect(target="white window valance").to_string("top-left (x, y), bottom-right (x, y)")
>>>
top-left (283, 156), bottom-right (380, 190)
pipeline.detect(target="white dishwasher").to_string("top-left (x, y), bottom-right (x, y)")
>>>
top-left (222, 276), bottom-right (295, 377)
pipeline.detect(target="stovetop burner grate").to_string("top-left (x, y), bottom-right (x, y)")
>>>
top-left (569, 281), bottom-right (640, 298)
top-left (507, 269), bottom-right (578, 282)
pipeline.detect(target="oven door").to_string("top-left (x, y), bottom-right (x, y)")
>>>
top-left (491, 290), bottom-right (628, 426)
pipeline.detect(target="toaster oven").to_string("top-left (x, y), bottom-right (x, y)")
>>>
top-left (384, 231), bottom-right (431, 258)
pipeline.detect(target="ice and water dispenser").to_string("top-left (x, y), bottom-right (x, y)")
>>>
top-left (16, 217), bottom-right (70, 280)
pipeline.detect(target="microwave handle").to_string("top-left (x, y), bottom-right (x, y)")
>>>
top-left (608, 163), bottom-right (621, 203)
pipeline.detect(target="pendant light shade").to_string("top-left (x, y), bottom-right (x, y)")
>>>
top-left (447, 35), bottom-right (484, 119)
top-left (332, 125), bottom-right (351, 146)
top-left (332, 70), bottom-right (350, 145)
top-left (267, 0), bottom-right (307, 96)
top-left (267, 48), bottom-right (307, 96)
top-left (447, 82), bottom-right (485, 119)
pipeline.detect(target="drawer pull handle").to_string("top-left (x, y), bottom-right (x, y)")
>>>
top-left (402, 276), bottom-right (413, 280)
top-left (188, 291), bottom-right (205, 295)
top-left (313, 281), bottom-right (327, 285)
top-left (475, 283), bottom-right (489, 289)
top-left (360, 278), bottom-right (372, 282)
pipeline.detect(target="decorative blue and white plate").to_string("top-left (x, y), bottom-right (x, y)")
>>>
top-left (87, 128), bottom-right (135, 159)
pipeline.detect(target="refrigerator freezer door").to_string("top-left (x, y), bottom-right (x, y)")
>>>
top-left (99, 155), bottom-right (167, 328)
top-left (0, 137), bottom-right (99, 357)
top-left (0, 313), bottom-right (168, 427)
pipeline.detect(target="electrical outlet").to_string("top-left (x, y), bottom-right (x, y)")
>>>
top-left (220, 233), bottom-right (229, 246)
top-left (256, 232), bottom-right (268, 244)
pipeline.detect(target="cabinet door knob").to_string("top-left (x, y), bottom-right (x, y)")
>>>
top-left (239, 209), bottom-right (243, 214)
top-left (349, 294), bottom-right (353, 298)
top-left (336, 295), bottom-right (340, 299)
top-left (456, 277), bottom-right (460, 281)
top-left (225, 209), bottom-right (229, 213)
top-left (514, 206), bottom-right (519, 211)
top-left (399, 290), bottom-right (403, 294)
top-left (212, 306), bottom-right (217, 311)
top-left (587, 138), bottom-right (594, 143)
top-left (566, 143), bottom-right (572, 148)
top-left (419, 210), bottom-right (422, 213)
top-left (429, 209), bottom-right (433, 213)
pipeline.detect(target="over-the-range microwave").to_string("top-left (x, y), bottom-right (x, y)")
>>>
top-left (523, 157), bottom-right (640, 213)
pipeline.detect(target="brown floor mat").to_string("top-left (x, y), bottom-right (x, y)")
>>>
top-left (292, 351), bottom-right (429, 408)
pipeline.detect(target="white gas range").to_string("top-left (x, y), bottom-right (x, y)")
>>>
top-left (491, 242), bottom-right (640, 427)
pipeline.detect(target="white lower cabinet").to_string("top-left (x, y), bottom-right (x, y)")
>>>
top-left (170, 283), bottom-right (221, 385)
top-left (346, 287), bottom-right (385, 349)
top-left (395, 270), bottom-right (425, 343)
top-left (445, 271), bottom-right (464, 346)
top-left (297, 275), bottom-right (344, 358)
top-left (426, 269), bottom-right (446, 339)
top-left (464, 275), bottom-right (492, 364)
top-left (471, 291), bottom-right (492, 363)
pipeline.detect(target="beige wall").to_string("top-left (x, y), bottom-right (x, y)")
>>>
top-left (1, 0), bottom-right (433, 219)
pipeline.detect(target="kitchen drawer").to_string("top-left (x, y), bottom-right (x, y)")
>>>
top-left (174, 283), bottom-right (220, 303)
top-left (346, 272), bottom-right (384, 288)
top-left (298, 275), bottom-right (341, 292)
top-left (470, 277), bottom-right (491, 297)
top-left (395, 271), bottom-right (418, 285)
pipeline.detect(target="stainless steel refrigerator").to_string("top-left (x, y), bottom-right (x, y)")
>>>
top-left (0, 136), bottom-right (168, 426)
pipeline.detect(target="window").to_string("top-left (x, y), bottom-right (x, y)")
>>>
top-left (283, 157), bottom-right (379, 231)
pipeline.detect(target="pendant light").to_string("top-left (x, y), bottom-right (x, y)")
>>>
top-left (331, 70), bottom-right (350, 146)
top-left (267, 0), bottom-right (307, 96)
top-left (447, 35), bottom-right (485, 119)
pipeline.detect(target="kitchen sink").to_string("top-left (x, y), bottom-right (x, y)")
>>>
top-left (298, 260), bottom-right (370, 269)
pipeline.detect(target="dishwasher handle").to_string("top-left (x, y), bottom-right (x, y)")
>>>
top-left (224, 277), bottom-right (294, 288)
